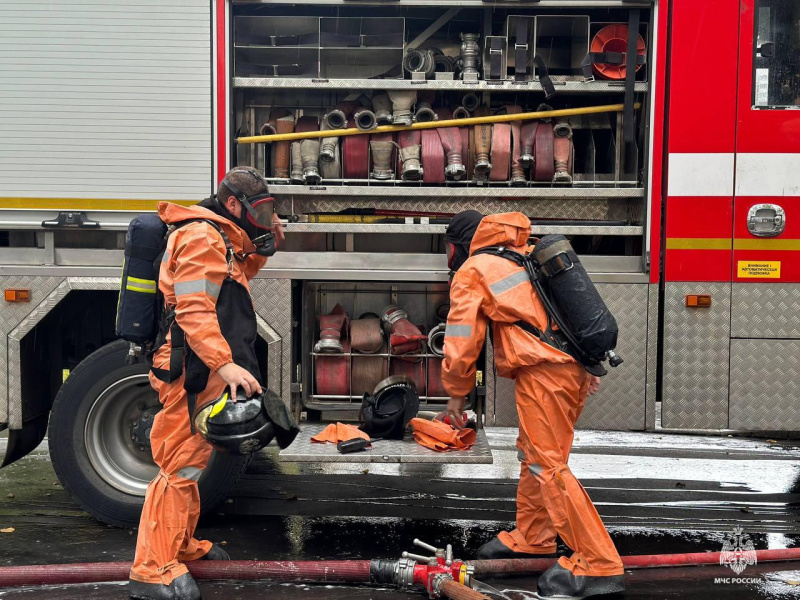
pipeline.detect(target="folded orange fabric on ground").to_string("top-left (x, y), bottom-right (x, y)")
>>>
top-left (410, 418), bottom-right (476, 451)
top-left (310, 422), bottom-right (370, 444)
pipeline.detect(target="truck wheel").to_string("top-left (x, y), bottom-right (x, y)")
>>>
top-left (48, 339), bottom-right (249, 528)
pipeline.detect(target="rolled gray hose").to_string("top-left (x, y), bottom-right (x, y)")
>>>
top-left (428, 323), bottom-right (446, 357)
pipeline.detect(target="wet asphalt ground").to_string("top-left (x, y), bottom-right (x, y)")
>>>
top-left (2, 429), bottom-right (800, 599)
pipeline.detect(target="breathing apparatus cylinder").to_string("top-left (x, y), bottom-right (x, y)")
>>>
top-left (530, 235), bottom-right (619, 362)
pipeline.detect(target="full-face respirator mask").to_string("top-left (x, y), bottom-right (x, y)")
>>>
top-left (214, 168), bottom-right (277, 257)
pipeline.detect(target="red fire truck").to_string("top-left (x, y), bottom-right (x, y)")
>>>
top-left (0, 0), bottom-right (796, 526)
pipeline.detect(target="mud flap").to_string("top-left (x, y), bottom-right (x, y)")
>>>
top-left (2, 413), bottom-right (48, 467)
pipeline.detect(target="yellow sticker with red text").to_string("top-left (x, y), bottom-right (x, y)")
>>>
top-left (737, 261), bottom-right (781, 278)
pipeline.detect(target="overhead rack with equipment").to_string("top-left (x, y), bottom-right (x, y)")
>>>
top-left (229, 0), bottom-right (654, 426)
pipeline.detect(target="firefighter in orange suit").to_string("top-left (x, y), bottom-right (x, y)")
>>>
top-left (442, 211), bottom-right (625, 599)
top-left (129, 167), bottom-right (283, 600)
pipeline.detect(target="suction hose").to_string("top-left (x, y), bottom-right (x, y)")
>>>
top-left (6, 548), bottom-right (800, 589)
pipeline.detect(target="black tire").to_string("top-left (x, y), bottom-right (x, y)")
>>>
top-left (48, 339), bottom-right (249, 528)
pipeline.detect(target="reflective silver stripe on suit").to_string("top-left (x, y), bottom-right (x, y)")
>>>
top-left (162, 250), bottom-right (171, 263)
top-left (490, 270), bottom-right (529, 295)
top-left (177, 467), bottom-right (203, 481)
top-left (445, 324), bottom-right (472, 338)
top-left (518, 450), bottom-right (543, 474)
top-left (174, 279), bottom-right (221, 300)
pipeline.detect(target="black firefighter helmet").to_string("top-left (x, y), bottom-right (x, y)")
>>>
top-left (359, 375), bottom-right (420, 440)
top-left (194, 388), bottom-right (299, 455)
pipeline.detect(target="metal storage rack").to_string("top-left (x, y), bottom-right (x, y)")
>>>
top-left (302, 282), bottom-right (454, 410)
top-left (234, 77), bottom-right (649, 92)
top-left (232, 2), bottom-right (651, 220)
top-left (231, 1), bottom-right (654, 411)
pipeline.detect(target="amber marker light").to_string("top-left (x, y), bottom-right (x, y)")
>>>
top-left (685, 294), bottom-right (711, 308)
top-left (5, 289), bottom-right (30, 303)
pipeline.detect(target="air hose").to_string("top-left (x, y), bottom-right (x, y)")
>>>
top-left (3, 548), bottom-right (800, 590)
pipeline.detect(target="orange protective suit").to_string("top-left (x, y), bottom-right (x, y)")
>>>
top-left (442, 212), bottom-right (623, 577)
top-left (130, 202), bottom-right (267, 586)
top-left (410, 418), bottom-right (476, 451)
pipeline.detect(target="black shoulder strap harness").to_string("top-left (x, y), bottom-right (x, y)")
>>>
top-left (147, 219), bottom-right (236, 385)
top-left (473, 245), bottom-right (607, 376)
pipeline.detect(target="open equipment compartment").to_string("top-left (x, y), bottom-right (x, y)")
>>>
top-left (300, 281), bottom-right (482, 412)
top-left (230, 1), bottom-right (655, 432)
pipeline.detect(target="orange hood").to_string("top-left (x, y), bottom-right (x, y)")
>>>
top-left (157, 202), bottom-right (255, 254)
top-left (469, 212), bottom-right (531, 255)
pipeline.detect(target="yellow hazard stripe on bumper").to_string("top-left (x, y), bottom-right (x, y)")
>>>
top-left (0, 197), bottom-right (197, 211)
top-left (667, 238), bottom-right (800, 251)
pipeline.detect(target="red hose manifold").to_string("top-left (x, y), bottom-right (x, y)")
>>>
top-left (396, 539), bottom-right (475, 599)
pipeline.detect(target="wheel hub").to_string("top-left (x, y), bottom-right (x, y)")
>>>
top-left (130, 411), bottom-right (155, 452)
top-left (85, 374), bottom-right (162, 496)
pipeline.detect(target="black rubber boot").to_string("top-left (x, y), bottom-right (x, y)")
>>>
top-left (129, 573), bottom-right (202, 600)
top-left (476, 536), bottom-right (559, 560)
top-left (536, 562), bottom-right (625, 599)
top-left (201, 544), bottom-right (230, 561)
